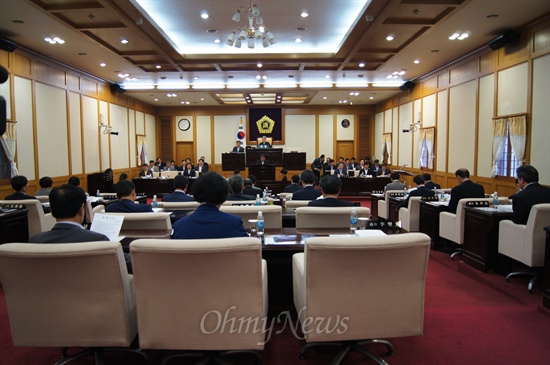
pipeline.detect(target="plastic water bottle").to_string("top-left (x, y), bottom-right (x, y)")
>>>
top-left (493, 191), bottom-right (498, 209)
top-left (152, 195), bottom-right (158, 208)
top-left (96, 189), bottom-right (100, 197)
top-left (256, 211), bottom-right (264, 242)
top-left (256, 194), bottom-right (261, 206)
top-left (350, 208), bottom-right (358, 234)
top-left (440, 191), bottom-right (445, 201)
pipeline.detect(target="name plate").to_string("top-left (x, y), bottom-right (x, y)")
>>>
top-left (421, 196), bottom-right (439, 201)
top-left (366, 220), bottom-right (401, 229)
top-left (389, 193), bottom-right (405, 198)
top-left (465, 201), bottom-right (490, 207)
top-left (1, 204), bottom-right (26, 210)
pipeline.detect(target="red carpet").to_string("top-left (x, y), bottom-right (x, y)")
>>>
top-left (1, 250), bottom-right (549, 365)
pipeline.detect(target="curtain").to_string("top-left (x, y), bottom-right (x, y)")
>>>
top-left (0, 122), bottom-right (19, 176)
top-left (418, 129), bottom-right (427, 168)
top-left (425, 128), bottom-right (435, 169)
top-left (382, 134), bottom-right (392, 165)
top-left (491, 119), bottom-right (507, 177)
top-left (508, 115), bottom-right (526, 165)
top-left (136, 136), bottom-right (146, 166)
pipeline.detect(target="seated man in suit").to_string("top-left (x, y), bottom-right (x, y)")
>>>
top-left (323, 159), bottom-right (337, 176)
top-left (68, 176), bottom-right (81, 187)
top-left (284, 174), bottom-right (303, 193)
top-left (168, 160), bottom-right (178, 171)
top-left (446, 168), bottom-right (485, 214)
top-left (378, 163), bottom-right (391, 176)
top-left (292, 170), bottom-right (322, 201)
top-left (258, 136), bottom-right (271, 148)
top-left (5, 175), bottom-right (37, 201)
top-left (396, 175), bottom-right (435, 210)
top-left (162, 175), bottom-right (195, 202)
top-left (385, 172), bottom-right (406, 193)
top-left (29, 184), bottom-right (133, 273)
top-left (35, 176), bottom-right (53, 197)
top-left (371, 159), bottom-right (382, 175)
top-left (256, 154), bottom-right (271, 165)
top-left (182, 162), bottom-right (196, 178)
top-left (195, 158), bottom-right (208, 174)
top-left (138, 163), bottom-right (151, 177)
top-left (243, 177), bottom-right (262, 197)
top-left (227, 174), bottom-right (256, 201)
top-left (105, 180), bottom-right (153, 213)
top-left (511, 164), bottom-right (550, 224)
top-left (172, 172), bottom-right (248, 239)
top-left (232, 140), bottom-right (245, 153)
top-left (308, 175), bottom-right (355, 207)
top-left (335, 162), bottom-right (348, 178)
top-left (423, 173), bottom-right (441, 190)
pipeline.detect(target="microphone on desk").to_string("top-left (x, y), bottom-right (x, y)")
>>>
top-left (399, 164), bottom-right (408, 170)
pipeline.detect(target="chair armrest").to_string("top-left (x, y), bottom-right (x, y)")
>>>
top-left (498, 220), bottom-right (526, 260)
top-left (292, 253), bottom-right (306, 320)
top-left (439, 211), bottom-right (458, 243)
top-left (43, 213), bottom-right (56, 231)
top-left (261, 259), bottom-right (268, 318)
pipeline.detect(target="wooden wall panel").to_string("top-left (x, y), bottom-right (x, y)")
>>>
top-left (67, 73), bottom-right (81, 92)
top-left (34, 62), bottom-right (66, 88)
top-left (12, 53), bottom-right (32, 77)
top-left (81, 78), bottom-right (98, 96)
top-left (0, 50), bottom-right (9, 69)
top-left (422, 76), bottom-right (437, 95)
top-left (533, 24), bottom-right (550, 55)
top-left (438, 72), bottom-right (449, 89)
top-left (497, 36), bottom-right (529, 68)
top-left (479, 52), bottom-right (495, 74)
top-left (449, 59), bottom-right (477, 85)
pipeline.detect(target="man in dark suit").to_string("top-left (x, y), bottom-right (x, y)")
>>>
top-left (138, 163), bottom-right (151, 177)
top-left (232, 140), bottom-right (245, 153)
top-left (195, 158), bottom-right (208, 174)
top-left (35, 176), bottom-right (53, 197)
top-left (511, 165), bottom-right (550, 224)
top-left (172, 172), bottom-right (248, 239)
top-left (5, 175), bottom-right (37, 201)
top-left (335, 162), bottom-right (348, 178)
top-left (378, 163), bottom-right (391, 176)
top-left (29, 184), bottom-right (133, 273)
top-left (258, 136), bottom-right (271, 148)
top-left (396, 175), bottom-right (435, 210)
top-left (106, 180), bottom-right (153, 213)
top-left (227, 174), bottom-right (256, 201)
top-left (243, 175), bottom-right (262, 197)
top-left (423, 173), bottom-right (441, 190)
top-left (284, 174), bottom-right (303, 193)
top-left (182, 163), bottom-right (196, 178)
top-left (311, 154), bottom-right (325, 184)
top-left (308, 175), bottom-right (355, 207)
top-left (162, 175), bottom-right (195, 202)
top-left (256, 154), bottom-right (271, 165)
top-left (446, 168), bottom-right (485, 214)
top-left (292, 170), bottom-right (322, 201)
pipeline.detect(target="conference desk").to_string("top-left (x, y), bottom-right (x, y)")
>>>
top-left (0, 208), bottom-right (29, 244)
top-left (462, 205), bottom-right (513, 272)
top-left (419, 200), bottom-right (448, 248)
top-left (544, 226), bottom-right (550, 309)
top-left (133, 177), bottom-right (195, 197)
top-left (339, 176), bottom-right (390, 196)
top-left (370, 194), bottom-right (383, 219)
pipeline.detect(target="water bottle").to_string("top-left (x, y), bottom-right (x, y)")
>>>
top-left (350, 208), bottom-right (358, 234)
top-left (440, 191), bottom-right (445, 201)
top-left (404, 187), bottom-right (409, 199)
top-left (152, 195), bottom-right (158, 208)
top-left (256, 211), bottom-right (265, 242)
top-left (256, 194), bottom-right (261, 206)
top-left (96, 189), bottom-right (100, 197)
top-left (493, 191), bottom-right (498, 209)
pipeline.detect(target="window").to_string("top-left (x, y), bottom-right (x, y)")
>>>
top-left (492, 114), bottom-right (525, 178)
top-left (495, 123), bottom-right (519, 177)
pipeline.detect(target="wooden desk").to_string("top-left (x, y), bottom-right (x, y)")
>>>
top-left (462, 205), bottom-right (513, 272)
top-left (419, 200), bottom-right (448, 247)
top-left (249, 164), bottom-right (275, 181)
top-left (370, 194), bottom-right (383, 219)
top-left (132, 177), bottom-right (196, 197)
top-left (221, 153), bottom-right (245, 171)
top-left (246, 148), bottom-right (283, 166)
top-left (389, 196), bottom-right (405, 221)
top-left (544, 226), bottom-right (550, 309)
top-left (0, 208), bottom-right (29, 244)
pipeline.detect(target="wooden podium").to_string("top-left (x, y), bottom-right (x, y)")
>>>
top-left (221, 153), bottom-right (246, 171)
top-left (246, 148), bottom-right (283, 166)
top-left (249, 165), bottom-right (275, 181)
top-left (87, 171), bottom-right (114, 195)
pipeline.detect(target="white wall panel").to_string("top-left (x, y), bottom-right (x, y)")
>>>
top-left (448, 80), bottom-right (477, 173)
top-left (82, 96), bottom-right (100, 173)
top-left (109, 104), bottom-right (129, 169)
top-left (286, 115), bottom-right (316, 163)
top-left (336, 114), bottom-right (354, 140)
top-left (128, 110), bottom-right (136, 167)
top-left (497, 62), bottom-right (528, 115)
top-left (35, 82), bottom-right (69, 177)
top-left (399, 103), bottom-right (413, 168)
top-left (384, 109), bottom-right (392, 134)
top-left (196, 116), bottom-right (212, 164)
top-left (68, 92), bottom-right (82, 174)
top-left (392, 107), bottom-right (398, 166)
top-left (374, 112), bottom-right (384, 162)
top-left (99, 101), bottom-right (109, 170)
top-left (0, 75), bottom-right (11, 120)
top-left (531, 54), bottom-right (550, 184)
top-left (436, 90), bottom-right (448, 172)
top-left (144, 114), bottom-right (156, 164)
top-left (422, 94), bottom-right (436, 127)
top-left (135, 111), bottom-right (145, 135)
top-left (318, 115), bottom-right (334, 159)
top-left (14, 77), bottom-right (35, 179)
top-left (478, 74), bottom-right (495, 178)
top-left (213, 115), bottom-right (244, 164)
top-left (175, 115), bottom-right (194, 142)
top-left (413, 100), bottom-right (422, 168)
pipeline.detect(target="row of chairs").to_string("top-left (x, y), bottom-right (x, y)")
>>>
top-left (0, 233), bottom-right (431, 365)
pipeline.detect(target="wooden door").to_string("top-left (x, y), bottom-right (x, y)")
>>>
top-left (176, 142), bottom-right (194, 166)
top-left (336, 141), bottom-right (355, 160)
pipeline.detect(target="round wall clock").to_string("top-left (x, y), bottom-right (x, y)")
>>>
top-left (178, 118), bottom-right (191, 131)
top-left (341, 119), bottom-right (350, 128)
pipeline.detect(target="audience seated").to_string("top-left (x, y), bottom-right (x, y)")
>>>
top-left (68, 175), bottom-right (81, 187)
top-left (284, 174), bottom-right (303, 193)
top-left (511, 165), bottom-right (550, 224)
top-left (243, 175), bottom-right (262, 196)
top-left (227, 174), bottom-right (256, 201)
top-left (385, 172), bottom-right (406, 193)
top-left (446, 168), bottom-right (485, 214)
top-left (308, 175), bottom-right (355, 207)
top-left (106, 180), bottom-right (153, 213)
top-left (162, 175), bottom-right (195, 202)
top-left (292, 170), bottom-right (322, 201)
top-left (423, 173), bottom-right (440, 190)
top-left (5, 175), bottom-right (37, 201)
top-left (396, 175), bottom-right (435, 210)
top-left (35, 176), bottom-right (53, 196)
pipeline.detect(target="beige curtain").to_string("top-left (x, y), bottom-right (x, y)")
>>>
top-left (136, 135), bottom-right (147, 167)
top-left (382, 134), bottom-right (392, 165)
top-left (508, 115), bottom-right (526, 165)
top-left (491, 119), bottom-right (508, 177)
top-left (0, 122), bottom-right (19, 176)
top-left (418, 128), bottom-right (435, 169)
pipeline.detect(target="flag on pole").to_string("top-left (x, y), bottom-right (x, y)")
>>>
top-left (237, 117), bottom-right (246, 146)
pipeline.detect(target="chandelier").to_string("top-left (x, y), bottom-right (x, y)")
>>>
top-left (226, 1), bottom-right (276, 49)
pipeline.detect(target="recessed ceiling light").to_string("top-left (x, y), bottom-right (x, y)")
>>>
top-left (100, 62), bottom-right (106, 67)
top-left (369, 96), bottom-right (374, 100)
top-left (431, 49), bottom-right (439, 53)
top-left (201, 12), bottom-right (209, 19)
top-left (120, 38), bottom-right (128, 44)
top-left (214, 39), bottom-right (221, 43)
top-left (44, 36), bottom-right (65, 44)
top-left (301, 11), bottom-right (308, 18)
top-left (295, 38), bottom-right (302, 43)
top-left (414, 59), bottom-right (420, 64)
top-left (200, 98), bottom-right (205, 101)
top-left (154, 98), bottom-right (158, 101)
top-left (487, 14), bottom-right (499, 18)
top-left (156, 65), bottom-right (161, 69)
top-left (386, 35), bottom-right (394, 41)
top-left (193, 76), bottom-right (200, 80)
top-left (78, 53), bottom-right (87, 56)
top-left (257, 63), bottom-right (263, 68)
top-left (12, 20), bottom-right (24, 24)
top-left (359, 62), bottom-right (365, 67)
top-left (324, 75), bottom-right (330, 79)
top-left (227, 75), bottom-right (234, 79)
top-left (323, 96), bottom-right (327, 100)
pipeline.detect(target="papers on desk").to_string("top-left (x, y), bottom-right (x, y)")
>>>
top-left (90, 213), bottom-right (124, 242)
top-left (354, 230), bottom-right (386, 237)
top-left (152, 207), bottom-right (164, 213)
top-left (87, 196), bottom-right (102, 203)
top-left (474, 204), bottom-right (513, 213)
top-left (264, 234), bottom-right (315, 245)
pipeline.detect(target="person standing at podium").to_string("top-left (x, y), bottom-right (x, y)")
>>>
top-left (232, 140), bottom-right (244, 153)
top-left (256, 154), bottom-right (271, 165)
top-left (258, 136), bottom-right (271, 148)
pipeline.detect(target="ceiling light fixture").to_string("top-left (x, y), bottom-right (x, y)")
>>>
top-left (359, 62), bottom-right (365, 67)
top-left (120, 38), bottom-right (129, 44)
top-left (386, 35), bottom-right (394, 41)
top-left (449, 32), bottom-right (469, 40)
top-left (227, 1), bottom-right (276, 49)
top-left (44, 36), bottom-right (65, 44)
top-left (301, 11), bottom-right (308, 18)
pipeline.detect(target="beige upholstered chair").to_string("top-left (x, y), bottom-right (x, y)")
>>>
top-left (0, 199), bottom-right (55, 237)
top-left (157, 201), bottom-right (200, 210)
top-left (285, 200), bottom-right (311, 208)
top-left (0, 241), bottom-right (147, 365)
top-left (279, 192), bottom-right (293, 201)
top-left (221, 204), bottom-right (282, 229)
top-left (292, 233), bottom-right (430, 364)
top-left (130, 237), bottom-right (267, 364)
top-left (103, 212), bottom-right (172, 231)
top-left (295, 206), bottom-right (370, 229)
top-left (378, 190), bottom-right (404, 220)
top-left (35, 195), bottom-right (49, 203)
top-left (498, 204), bottom-right (550, 292)
top-left (221, 198), bottom-right (275, 206)
top-left (398, 196), bottom-right (422, 232)
top-left (257, 136), bottom-right (273, 146)
top-left (440, 198), bottom-right (505, 259)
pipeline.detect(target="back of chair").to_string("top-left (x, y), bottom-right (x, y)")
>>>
top-left (1, 199), bottom-right (55, 237)
top-left (35, 195), bottom-right (49, 203)
top-left (378, 190), bottom-right (403, 220)
top-left (157, 201), bottom-right (200, 210)
top-left (220, 205), bottom-right (282, 229)
top-left (0, 241), bottom-right (135, 347)
top-left (455, 198), bottom-right (492, 242)
top-left (524, 204), bottom-right (550, 267)
top-left (285, 200), bottom-right (310, 208)
top-left (279, 192), bottom-right (293, 201)
top-left (296, 206), bottom-right (370, 229)
top-left (104, 212), bottom-right (172, 230)
top-left (130, 237), bottom-right (266, 350)
top-left (399, 196), bottom-right (422, 232)
top-left (301, 233), bottom-right (430, 342)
